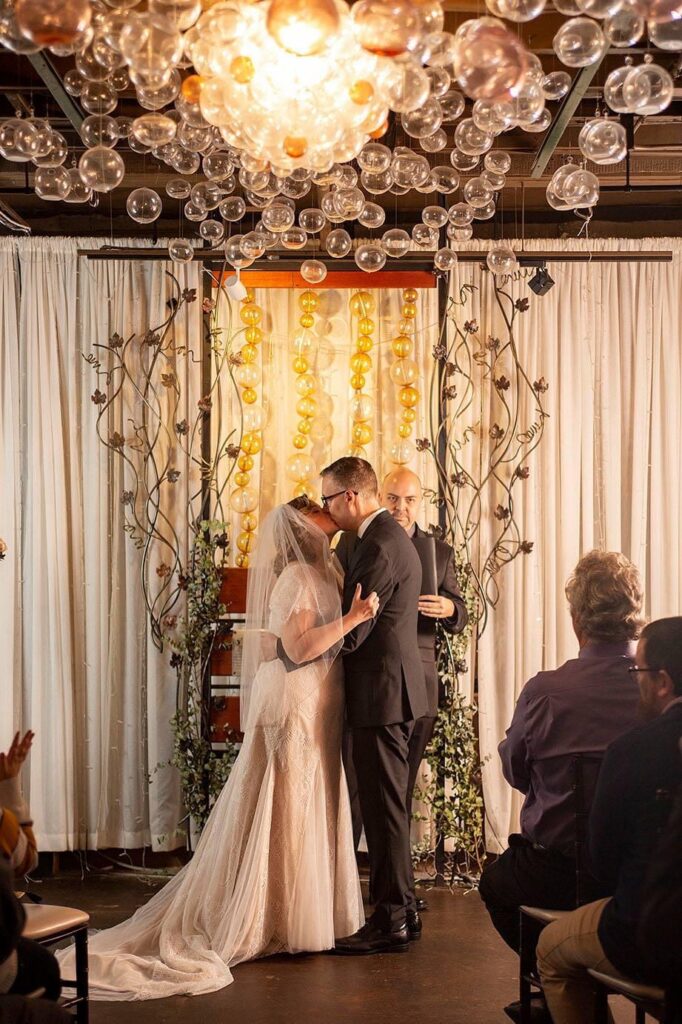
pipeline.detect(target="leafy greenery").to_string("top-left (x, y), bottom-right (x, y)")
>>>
top-left (164, 520), bottom-right (238, 833)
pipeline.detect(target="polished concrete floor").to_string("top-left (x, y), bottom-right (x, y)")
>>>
top-left (33, 861), bottom-right (520, 1024)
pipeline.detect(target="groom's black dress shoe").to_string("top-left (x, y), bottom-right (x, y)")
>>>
top-left (333, 922), bottom-right (411, 955)
top-left (503, 996), bottom-right (552, 1024)
top-left (406, 910), bottom-right (422, 940)
top-left (415, 897), bottom-right (429, 912)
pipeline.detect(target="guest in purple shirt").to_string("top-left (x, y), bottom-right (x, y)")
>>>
top-left (479, 550), bottom-right (643, 961)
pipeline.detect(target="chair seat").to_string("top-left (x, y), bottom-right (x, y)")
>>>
top-left (588, 969), bottom-right (665, 1004)
top-left (22, 903), bottom-right (90, 941)
top-left (520, 906), bottom-right (570, 925)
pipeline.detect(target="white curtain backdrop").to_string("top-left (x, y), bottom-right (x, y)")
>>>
top-left (445, 237), bottom-right (682, 852)
top-left (2, 235), bottom-right (681, 854)
top-left (0, 237), bottom-right (201, 852)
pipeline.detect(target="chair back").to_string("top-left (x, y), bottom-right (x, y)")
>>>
top-left (571, 753), bottom-right (604, 907)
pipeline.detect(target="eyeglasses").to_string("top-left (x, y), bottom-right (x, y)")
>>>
top-left (628, 666), bottom-right (661, 675)
top-left (321, 489), bottom-right (357, 508)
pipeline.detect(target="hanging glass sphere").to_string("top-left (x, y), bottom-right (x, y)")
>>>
top-left (355, 243), bottom-right (386, 273)
top-left (578, 117), bottom-right (627, 163)
top-left (220, 196), bottom-right (246, 222)
top-left (553, 17), bottom-right (607, 66)
top-left (300, 259), bottom-right (328, 283)
top-left (200, 219), bottom-right (225, 244)
top-left (542, 70), bottom-right (572, 99)
top-left (168, 238), bottom-right (194, 263)
top-left (434, 247), bottom-right (458, 272)
top-left (453, 17), bottom-right (530, 102)
top-left (485, 0), bottom-right (547, 21)
top-left (448, 202), bottom-right (475, 227)
top-left (126, 187), bottom-right (162, 223)
top-left (299, 207), bottom-right (326, 233)
top-left (266, 0), bottom-right (341, 55)
top-left (604, 8), bottom-right (645, 44)
top-left (621, 60), bottom-right (674, 114)
top-left (34, 166), bottom-right (71, 201)
top-left (78, 145), bottom-right (125, 192)
top-left (326, 228), bottom-right (352, 258)
top-left (381, 228), bottom-right (411, 257)
top-left (80, 114), bottom-right (118, 148)
top-left (486, 245), bottom-right (517, 275)
top-left (14, 0), bottom-right (91, 46)
top-left (358, 202), bottom-right (386, 229)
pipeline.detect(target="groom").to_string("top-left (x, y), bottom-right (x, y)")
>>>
top-left (320, 457), bottom-right (428, 954)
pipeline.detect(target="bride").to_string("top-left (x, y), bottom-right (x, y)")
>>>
top-left (57, 500), bottom-right (377, 999)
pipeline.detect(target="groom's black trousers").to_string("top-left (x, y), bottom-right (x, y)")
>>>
top-left (351, 721), bottom-right (416, 930)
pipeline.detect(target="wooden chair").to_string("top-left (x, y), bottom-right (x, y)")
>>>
top-left (517, 753), bottom-right (604, 1023)
top-left (22, 903), bottom-right (90, 1024)
top-left (589, 968), bottom-right (673, 1024)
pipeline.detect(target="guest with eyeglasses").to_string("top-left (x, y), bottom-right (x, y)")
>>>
top-left (479, 551), bottom-right (644, 985)
top-left (537, 616), bottom-right (682, 1024)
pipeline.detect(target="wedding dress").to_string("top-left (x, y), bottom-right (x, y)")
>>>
top-left (57, 506), bottom-right (364, 999)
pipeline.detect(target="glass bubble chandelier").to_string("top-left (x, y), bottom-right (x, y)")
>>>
top-left (0, 0), bottom-right (680, 272)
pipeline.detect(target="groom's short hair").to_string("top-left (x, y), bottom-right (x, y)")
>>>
top-left (321, 457), bottom-right (378, 497)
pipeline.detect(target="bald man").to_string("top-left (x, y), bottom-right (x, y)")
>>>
top-left (336, 468), bottom-right (467, 910)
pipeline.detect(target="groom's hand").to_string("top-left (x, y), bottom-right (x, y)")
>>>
top-left (418, 594), bottom-right (455, 619)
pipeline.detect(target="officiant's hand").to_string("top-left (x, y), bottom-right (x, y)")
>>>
top-left (349, 583), bottom-right (380, 626)
top-left (418, 595), bottom-right (455, 619)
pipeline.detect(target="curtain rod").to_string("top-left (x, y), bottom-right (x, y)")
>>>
top-left (76, 248), bottom-right (674, 265)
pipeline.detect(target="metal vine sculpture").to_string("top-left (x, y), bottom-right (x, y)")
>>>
top-left (85, 268), bottom-right (247, 832)
top-left (415, 269), bottom-right (549, 884)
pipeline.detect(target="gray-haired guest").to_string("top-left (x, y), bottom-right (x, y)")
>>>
top-left (478, 550), bottom-right (644, 960)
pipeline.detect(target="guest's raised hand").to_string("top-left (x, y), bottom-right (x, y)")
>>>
top-left (418, 594), bottom-right (456, 619)
top-left (349, 583), bottom-right (380, 624)
top-left (0, 730), bottom-right (34, 782)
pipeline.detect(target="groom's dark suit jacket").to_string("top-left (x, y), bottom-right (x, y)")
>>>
top-left (340, 510), bottom-right (427, 728)
top-left (337, 522), bottom-right (467, 717)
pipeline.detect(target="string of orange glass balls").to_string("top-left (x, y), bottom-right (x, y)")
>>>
top-left (348, 290), bottom-right (376, 459)
top-left (231, 286), bottom-right (264, 568)
top-left (388, 287), bottom-right (421, 466)
top-left (286, 289), bottom-right (319, 499)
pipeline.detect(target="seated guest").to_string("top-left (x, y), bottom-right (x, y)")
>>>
top-left (0, 733), bottom-right (38, 878)
top-left (479, 551), bottom-right (643, 955)
top-left (0, 736), bottom-right (61, 1004)
top-left (638, 774), bottom-right (682, 991)
top-left (537, 616), bottom-right (682, 1024)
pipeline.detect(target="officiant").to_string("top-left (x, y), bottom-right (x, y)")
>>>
top-left (335, 468), bottom-right (468, 904)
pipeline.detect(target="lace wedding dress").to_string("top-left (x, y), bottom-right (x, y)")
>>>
top-left (57, 548), bottom-right (363, 1000)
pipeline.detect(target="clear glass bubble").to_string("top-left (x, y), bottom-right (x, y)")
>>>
top-left (81, 113), bottom-right (118, 148)
top-left (578, 116), bottom-right (627, 163)
top-left (63, 166), bottom-right (92, 203)
top-left (604, 8), bottom-right (644, 43)
top-left (473, 199), bottom-right (497, 220)
top-left (358, 142), bottom-right (392, 173)
top-left (401, 96), bottom-right (443, 139)
top-left (440, 89), bottom-right (466, 123)
top-left (486, 245), bottom-right (517, 275)
top-left (333, 187), bottom-right (366, 218)
top-left (481, 168), bottom-right (506, 188)
top-left (423, 205), bottom-right (449, 228)
top-left (354, 243), bottom-right (386, 273)
top-left (199, 219), bottom-right (225, 244)
top-left (563, 167), bottom-right (600, 206)
top-left (485, 0), bottom-right (547, 21)
top-left (426, 65), bottom-right (452, 98)
top-left (184, 199), bottom-right (207, 222)
top-left (542, 70), bottom-right (572, 99)
top-left (485, 149), bottom-right (512, 174)
top-left (382, 61), bottom-right (431, 113)
top-left (647, 17), bottom-right (682, 48)
top-left (33, 130), bottom-right (68, 167)
top-left (34, 165), bottom-right (72, 200)
top-left (434, 247), bottom-right (458, 272)
top-left (360, 169), bottom-right (394, 195)
top-left (604, 63), bottom-right (635, 111)
top-left (464, 176), bottom-right (494, 208)
top-left (81, 80), bottom-right (118, 114)
top-left (392, 151), bottom-right (431, 188)
top-left (390, 439), bottom-right (416, 465)
top-left (453, 17), bottom-right (530, 102)
top-left (240, 231), bottom-right (266, 260)
top-left (622, 61), bottom-right (673, 114)
top-left (131, 112), bottom-right (177, 148)
top-left (281, 227), bottom-right (308, 249)
top-left (63, 68), bottom-right (85, 96)
top-left (447, 223), bottom-right (473, 241)
top-left (224, 234), bottom-right (253, 269)
top-left (454, 118), bottom-right (494, 156)
top-left (78, 144), bottom-right (125, 192)
top-left (420, 129), bottom-right (448, 152)
top-left (165, 177), bottom-right (191, 199)
top-left (412, 223), bottom-right (440, 248)
top-left (448, 202), bottom-right (475, 226)
top-left (523, 108), bottom-right (552, 132)
top-left (450, 149), bottom-right (480, 172)
top-left (358, 202), bottom-right (385, 229)
top-left (381, 227), bottom-right (411, 257)
top-left (432, 165), bottom-right (461, 194)
top-left (168, 235), bottom-right (192, 262)
top-left (299, 208), bottom-right (326, 233)
top-left (326, 228), bottom-right (352, 257)
top-left (202, 152), bottom-right (232, 181)
top-left (553, 17), bottom-right (607, 67)
top-left (260, 202), bottom-right (295, 232)
top-left (127, 186), bottom-right (162, 223)
top-left (576, 0), bottom-right (624, 15)
top-left (300, 259), bottom-right (328, 283)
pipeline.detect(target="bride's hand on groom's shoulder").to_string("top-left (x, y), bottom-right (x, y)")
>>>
top-left (349, 583), bottom-right (380, 625)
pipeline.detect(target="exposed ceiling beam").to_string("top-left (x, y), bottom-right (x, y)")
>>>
top-left (26, 53), bottom-right (83, 131)
top-left (530, 60), bottom-right (605, 178)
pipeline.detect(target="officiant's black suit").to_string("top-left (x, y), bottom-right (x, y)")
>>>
top-left (340, 510), bottom-right (427, 931)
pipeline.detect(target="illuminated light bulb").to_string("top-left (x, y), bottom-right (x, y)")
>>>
top-left (181, 74), bottom-right (203, 103)
top-left (284, 135), bottom-right (308, 158)
top-left (266, 0), bottom-right (341, 56)
top-left (14, 0), bottom-right (91, 45)
top-left (350, 80), bottom-right (375, 104)
top-left (230, 56), bottom-right (255, 84)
